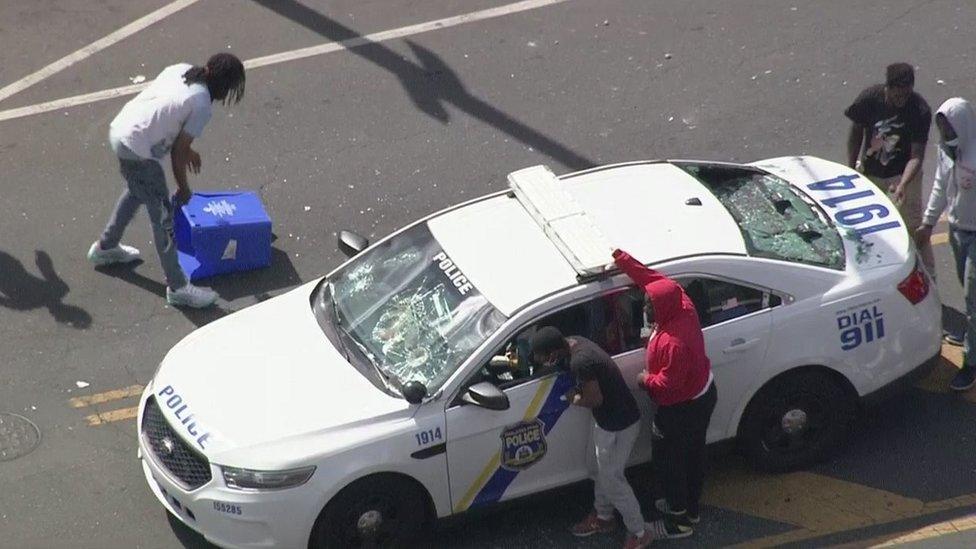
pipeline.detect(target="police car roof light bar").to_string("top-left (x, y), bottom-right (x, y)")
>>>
top-left (507, 165), bottom-right (614, 279)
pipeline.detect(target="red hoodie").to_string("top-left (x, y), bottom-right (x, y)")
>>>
top-left (613, 249), bottom-right (711, 406)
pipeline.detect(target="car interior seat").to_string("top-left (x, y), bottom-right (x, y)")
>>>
top-left (684, 279), bottom-right (710, 327)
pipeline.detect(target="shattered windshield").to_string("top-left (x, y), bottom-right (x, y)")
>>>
top-left (325, 223), bottom-right (506, 395)
top-left (677, 163), bottom-right (845, 270)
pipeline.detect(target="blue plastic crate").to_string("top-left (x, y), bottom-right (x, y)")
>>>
top-left (174, 191), bottom-right (272, 281)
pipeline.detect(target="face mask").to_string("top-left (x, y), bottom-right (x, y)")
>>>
top-left (546, 355), bottom-right (569, 371)
top-left (942, 139), bottom-right (958, 161)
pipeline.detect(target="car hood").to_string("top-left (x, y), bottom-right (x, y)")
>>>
top-left (151, 280), bottom-right (409, 462)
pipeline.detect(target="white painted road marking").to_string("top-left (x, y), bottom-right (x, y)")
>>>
top-left (244, 0), bottom-right (571, 70)
top-left (0, 0), bottom-right (572, 123)
top-left (0, 0), bottom-right (201, 104)
top-left (0, 84), bottom-right (150, 123)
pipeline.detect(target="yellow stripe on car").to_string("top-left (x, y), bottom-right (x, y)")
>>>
top-left (454, 376), bottom-right (557, 512)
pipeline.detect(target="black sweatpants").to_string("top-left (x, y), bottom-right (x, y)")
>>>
top-left (652, 382), bottom-right (718, 514)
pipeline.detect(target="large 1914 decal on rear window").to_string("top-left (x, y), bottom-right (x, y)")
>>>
top-left (500, 418), bottom-right (547, 471)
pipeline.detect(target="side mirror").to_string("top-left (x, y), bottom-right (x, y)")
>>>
top-left (462, 382), bottom-right (510, 411)
top-left (402, 381), bottom-right (428, 405)
top-left (338, 230), bottom-right (370, 257)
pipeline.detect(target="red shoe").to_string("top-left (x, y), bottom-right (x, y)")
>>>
top-left (623, 529), bottom-right (654, 549)
top-left (570, 511), bottom-right (616, 537)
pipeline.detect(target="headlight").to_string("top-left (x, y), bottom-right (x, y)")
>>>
top-left (221, 465), bottom-right (316, 490)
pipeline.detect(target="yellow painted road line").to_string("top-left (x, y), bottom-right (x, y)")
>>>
top-left (743, 494), bottom-right (976, 547)
top-left (706, 470), bottom-right (926, 547)
top-left (725, 482), bottom-right (976, 548)
top-left (454, 376), bottom-right (556, 512)
top-left (856, 512), bottom-right (976, 547)
top-left (68, 384), bottom-right (144, 408)
top-left (85, 406), bottom-right (139, 426)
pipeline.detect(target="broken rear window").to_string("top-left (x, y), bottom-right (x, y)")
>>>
top-left (676, 162), bottom-right (845, 270)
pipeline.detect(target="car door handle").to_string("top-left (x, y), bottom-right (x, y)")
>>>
top-left (722, 337), bottom-right (760, 354)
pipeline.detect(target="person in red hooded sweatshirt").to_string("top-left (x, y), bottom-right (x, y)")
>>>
top-left (612, 248), bottom-right (717, 539)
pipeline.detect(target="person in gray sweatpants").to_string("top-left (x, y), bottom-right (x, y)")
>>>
top-left (99, 136), bottom-right (188, 290)
top-left (917, 97), bottom-right (976, 392)
top-left (530, 327), bottom-right (653, 549)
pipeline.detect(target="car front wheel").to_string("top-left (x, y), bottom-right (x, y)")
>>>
top-left (739, 370), bottom-right (856, 472)
top-left (309, 475), bottom-right (429, 549)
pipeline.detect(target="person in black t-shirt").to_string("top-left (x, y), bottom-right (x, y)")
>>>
top-left (530, 327), bottom-right (652, 548)
top-left (845, 62), bottom-right (934, 274)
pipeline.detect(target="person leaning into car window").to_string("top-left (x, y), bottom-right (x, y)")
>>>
top-left (613, 248), bottom-right (716, 540)
top-left (529, 327), bottom-right (651, 549)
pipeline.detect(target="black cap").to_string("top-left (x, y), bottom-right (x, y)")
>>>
top-left (529, 326), bottom-right (566, 356)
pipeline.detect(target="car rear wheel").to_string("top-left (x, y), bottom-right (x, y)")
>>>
top-left (739, 370), bottom-right (856, 472)
top-left (309, 475), bottom-right (429, 549)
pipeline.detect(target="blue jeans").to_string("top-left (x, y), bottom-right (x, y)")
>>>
top-left (949, 227), bottom-right (976, 367)
top-left (99, 136), bottom-right (187, 290)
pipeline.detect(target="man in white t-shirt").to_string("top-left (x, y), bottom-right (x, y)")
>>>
top-left (87, 53), bottom-right (245, 308)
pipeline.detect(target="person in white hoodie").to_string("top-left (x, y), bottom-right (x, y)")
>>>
top-left (916, 97), bottom-right (976, 391)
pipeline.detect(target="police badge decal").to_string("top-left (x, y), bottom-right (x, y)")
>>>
top-left (500, 418), bottom-right (547, 471)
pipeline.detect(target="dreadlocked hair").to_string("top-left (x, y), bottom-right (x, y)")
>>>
top-left (183, 53), bottom-right (246, 104)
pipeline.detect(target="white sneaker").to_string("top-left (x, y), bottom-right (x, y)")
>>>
top-left (166, 283), bottom-right (218, 308)
top-left (88, 241), bottom-right (141, 265)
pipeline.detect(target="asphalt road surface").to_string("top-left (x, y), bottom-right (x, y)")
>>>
top-left (2, 1), bottom-right (976, 548)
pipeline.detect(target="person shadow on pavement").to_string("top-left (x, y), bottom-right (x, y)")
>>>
top-left (95, 259), bottom-right (232, 329)
top-left (95, 246), bottom-right (301, 328)
top-left (0, 250), bottom-right (92, 329)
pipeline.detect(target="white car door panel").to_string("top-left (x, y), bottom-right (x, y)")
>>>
top-left (705, 311), bottom-right (773, 441)
top-left (446, 372), bottom-right (592, 513)
top-left (678, 275), bottom-right (776, 442)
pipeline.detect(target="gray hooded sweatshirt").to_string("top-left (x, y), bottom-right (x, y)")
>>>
top-left (922, 98), bottom-right (976, 231)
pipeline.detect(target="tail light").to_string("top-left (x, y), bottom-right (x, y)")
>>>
top-left (897, 261), bottom-right (929, 305)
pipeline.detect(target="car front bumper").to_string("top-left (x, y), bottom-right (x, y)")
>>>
top-left (137, 389), bottom-right (318, 549)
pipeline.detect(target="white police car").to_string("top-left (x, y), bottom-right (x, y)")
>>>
top-left (138, 155), bottom-right (940, 548)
